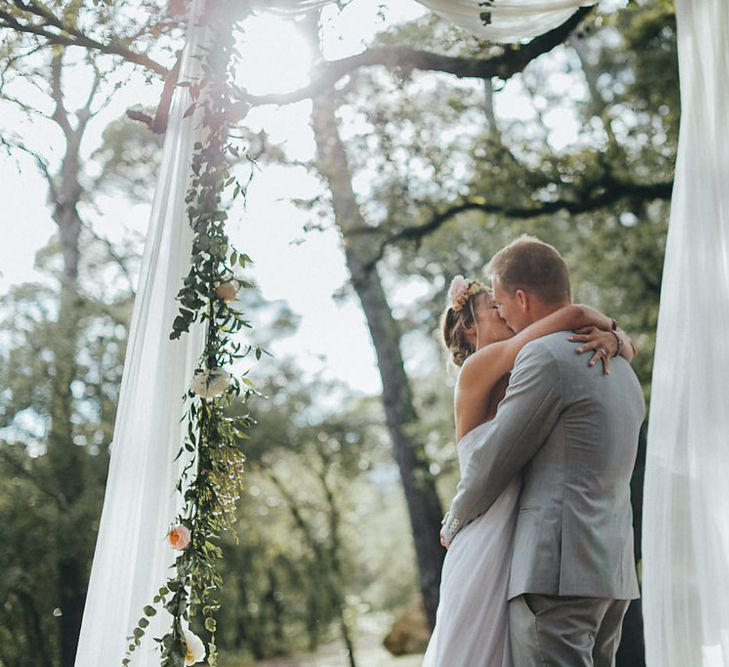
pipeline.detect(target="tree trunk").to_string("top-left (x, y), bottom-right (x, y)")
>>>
top-left (48, 213), bottom-right (87, 667)
top-left (14, 590), bottom-right (53, 667)
top-left (45, 49), bottom-right (89, 667)
top-left (310, 87), bottom-right (445, 629)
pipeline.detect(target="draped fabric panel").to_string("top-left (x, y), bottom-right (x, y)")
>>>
top-left (74, 2), bottom-right (207, 664)
top-left (418, 0), bottom-right (591, 42)
top-left (642, 1), bottom-right (729, 665)
top-left (251, 0), bottom-right (594, 42)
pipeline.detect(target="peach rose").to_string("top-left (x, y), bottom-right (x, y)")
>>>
top-left (167, 525), bottom-right (191, 550)
top-left (214, 281), bottom-right (238, 302)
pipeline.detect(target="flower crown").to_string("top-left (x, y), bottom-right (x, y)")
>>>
top-left (447, 275), bottom-right (487, 312)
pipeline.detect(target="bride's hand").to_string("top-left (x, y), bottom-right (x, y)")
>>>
top-left (440, 513), bottom-right (450, 549)
top-left (568, 326), bottom-right (619, 374)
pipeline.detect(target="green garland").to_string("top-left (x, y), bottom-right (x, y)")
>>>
top-left (123, 2), bottom-right (257, 665)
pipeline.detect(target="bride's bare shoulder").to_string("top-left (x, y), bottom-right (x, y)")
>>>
top-left (457, 340), bottom-right (511, 388)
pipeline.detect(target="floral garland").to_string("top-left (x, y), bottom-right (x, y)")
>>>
top-left (123, 2), bottom-right (257, 666)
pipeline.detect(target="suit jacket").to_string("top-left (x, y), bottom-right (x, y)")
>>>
top-left (442, 331), bottom-right (644, 600)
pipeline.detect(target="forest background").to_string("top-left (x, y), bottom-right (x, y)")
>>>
top-left (0, 0), bottom-right (676, 665)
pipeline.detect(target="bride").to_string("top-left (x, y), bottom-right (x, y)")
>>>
top-left (421, 275), bottom-right (636, 667)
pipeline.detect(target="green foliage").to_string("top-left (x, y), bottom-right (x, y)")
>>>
top-left (0, 235), bottom-right (133, 667)
top-left (0, 0), bottom-right (184, 72)
top-left (90, 112), bottom-right (166, 201)
top-left (321, 0), bottom-right (677, 406)
top-left (211, 368), bottom-right (419, 662)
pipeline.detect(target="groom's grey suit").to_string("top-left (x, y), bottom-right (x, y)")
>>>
top-left (442, 331), bottom-right (644, 666)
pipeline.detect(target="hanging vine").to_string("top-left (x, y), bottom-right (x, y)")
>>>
top-left (123, 1), bottom-right (258, 665)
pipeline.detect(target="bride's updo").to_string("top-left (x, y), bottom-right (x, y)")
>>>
top-left (442, 275), bottom-right (489, 367)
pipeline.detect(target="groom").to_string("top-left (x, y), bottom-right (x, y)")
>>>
top-left (441, 236), bottom-right (644, 666)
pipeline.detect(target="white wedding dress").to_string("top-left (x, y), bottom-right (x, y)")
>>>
top-left (422, 421), bottom-right (520, 667)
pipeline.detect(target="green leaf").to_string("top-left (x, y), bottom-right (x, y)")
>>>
top-left (144, 605), bottom-right (157, 616)
top-left (205, 617), bottom-right (217, 633)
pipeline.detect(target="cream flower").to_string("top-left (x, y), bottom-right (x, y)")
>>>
top-left (447, 275), bottom-right (469, 305)
top-left (191, 368), bottom-right (231, 400)
top-left (447, 275), bottom-right (486, 312)
top-left (183, 629), bottom-right (206, 666)
top-left (214, 281), bottom-right (238, 302)
top-left (167, 525), bottom-right (191, 550)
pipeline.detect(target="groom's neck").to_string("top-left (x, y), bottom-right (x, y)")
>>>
top-left (527, 299), bottom-right (571, 326)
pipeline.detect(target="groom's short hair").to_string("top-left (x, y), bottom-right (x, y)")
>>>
top-left (488, 235), bottom-right (571, 304)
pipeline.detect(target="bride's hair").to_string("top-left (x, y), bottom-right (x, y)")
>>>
top-left (442, 285), bottom-right (489, 367)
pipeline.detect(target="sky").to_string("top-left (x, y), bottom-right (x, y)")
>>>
top-left (0, 1), bottom-right (431, 396)
top-left (0, 0), bottom-right (601, 396)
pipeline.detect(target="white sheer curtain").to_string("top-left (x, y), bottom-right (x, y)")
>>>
top-left (642, 1), bottom-right (729, 666)
top-left (252, 0), bottom-right (594, 42)
top-left (74, 2), bottom-right (207, 665)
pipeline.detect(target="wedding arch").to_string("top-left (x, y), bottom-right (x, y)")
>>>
top-left (72, 1), bottom-right (729, 665)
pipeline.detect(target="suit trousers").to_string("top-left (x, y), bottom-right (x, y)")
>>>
top-left (508, 593), bottom-right (630, 667)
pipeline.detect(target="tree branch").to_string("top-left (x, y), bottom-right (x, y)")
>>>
top-left (0, 132), bottom-right (58, 199)
top-left (361, 175), bottom-right (674, 271)
top-left (0, 41), bottom-right (43, 86)
top-left (0, 3), bottom-right (169, 77)
top-left (0, 445), bottom-right (69, 510)
top-left (75, 58), bottom-right (102, 134)
top-left (0, 90), bottom-right (50, 121)
top-left (81, 221), bottom-right (136, 291)
top-left (237, 6), bottom-right (594, 108)
top-left (49, 49), bottom-right (72, 138)
top-left (125, 49), bottom-right (183, 134)
top-left (569, 32), bottom-right (619, 149)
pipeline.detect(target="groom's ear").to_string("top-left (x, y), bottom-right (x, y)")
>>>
top-left (514, 289), bottom-right (529, 312)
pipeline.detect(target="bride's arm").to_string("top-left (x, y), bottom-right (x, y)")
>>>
top-left (458, 304), bottom-right (633, 395)
top-left (459, 304), bottom-right (613, 391)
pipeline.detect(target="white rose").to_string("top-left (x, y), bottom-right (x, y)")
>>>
top-left (191, 368), bottom-right (232, 400)
top-left (183, 629), bottom-right (206, 666)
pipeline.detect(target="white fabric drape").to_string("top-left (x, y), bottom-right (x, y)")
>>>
top-left (74, 2), bottom-right (207, 665)
top-left (419, 0), bottom-right (591, 43)
top-left (252, 0), bottom-right (594, 42)
top-left (642, 1), bottom-right (729, 666)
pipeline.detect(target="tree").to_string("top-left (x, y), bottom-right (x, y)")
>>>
top-left (0, 236), bottom-right (134, 666)
top-left (211, 363), bottom-right (419, 664)
top-left (243, 2), bottom-right (677, 659)
top-left (0, 6), bottom-right (174, 658)
top-left (244, 0), bottom-right (676, 635)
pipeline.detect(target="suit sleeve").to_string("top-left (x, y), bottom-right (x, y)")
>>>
top-left (442, 341), bottom-right (563, 546)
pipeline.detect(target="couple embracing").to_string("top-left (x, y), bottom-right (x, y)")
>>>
top-left (422, 236), bottom-right (644, 667)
